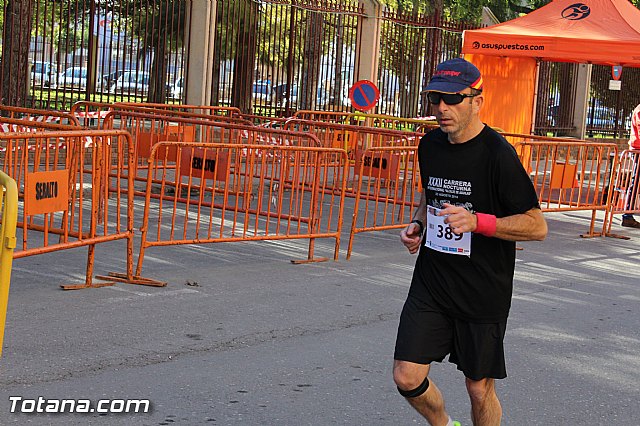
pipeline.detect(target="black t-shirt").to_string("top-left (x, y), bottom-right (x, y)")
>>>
top-left (411, 125), bottom-right (540, 322)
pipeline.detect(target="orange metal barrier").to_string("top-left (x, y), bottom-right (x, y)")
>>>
top-left (347, 113), bottom-right (437, 133)
top-left (115, 103), bottom-right (242, 117)
top-left (114, 106), bottom-right (255, 127)
top-left (284, 118), bottom-right (418, 154)
top-left (293, 110), bottom-right (352, 123)
top-left (101, 110), bottom-right (321, 186)
top-left (346, 146), bottom-right (421, 260)
top-left (0, 105), bottom-right (81, 127)
top-left (70, 101), bottom-right (253, 129)
top-left (101, 110), bottom-right (319, 148)
top-left (69, 101), bottom-right (114, 129)
top-left (113, 103), bottom-right (254, 127)
top-left (501, 132), bottom-right (583, 144)
top-left (239, 114), bottom-right (290, 128)
top-left (292, 110), bottom-right (437, 133)
top-left (416, 122), bottom-right (440, 134)
top-left (98, 111), bottom-right (325, 259)
top-left (604, 149), bottom-right (640, 238)
top-left (283, 119), bottom-right (418, 192)
top-left (135, 142), bottom-right (347, 276)
top-left (0, 116), bottom-right (81, 134)
top-left (0, 129), bottom-right (160, 289)
top-left (514, 139), bottom-right (617, 237)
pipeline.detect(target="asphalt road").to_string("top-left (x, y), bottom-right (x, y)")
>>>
top-left (0, 210), bottom-right (638, 425)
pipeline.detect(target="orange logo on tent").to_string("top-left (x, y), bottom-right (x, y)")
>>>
top-left (561, 3), bottom-right (590, 20)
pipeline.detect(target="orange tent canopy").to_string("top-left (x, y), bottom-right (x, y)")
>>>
top-left (462, 0), bottom-right (640, 67)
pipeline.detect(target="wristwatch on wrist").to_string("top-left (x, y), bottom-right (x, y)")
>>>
top-left (410, 219), bottom-right (424, 235)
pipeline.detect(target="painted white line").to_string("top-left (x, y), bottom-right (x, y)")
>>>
top-left (106, 286), bottom-right (200, 297)
top-left (619, 294), bottom-right (640, 301)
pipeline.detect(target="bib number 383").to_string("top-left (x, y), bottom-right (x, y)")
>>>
top-left (425, 206), bottom-right (471, 256)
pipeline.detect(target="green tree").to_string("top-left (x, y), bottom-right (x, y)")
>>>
top-left (382, 0), bottom-right (551, 23)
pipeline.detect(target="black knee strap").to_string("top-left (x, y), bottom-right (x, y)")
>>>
top-left (397, 376), bottom-right (429, 398)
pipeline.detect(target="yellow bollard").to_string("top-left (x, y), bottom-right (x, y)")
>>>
top-left (0, 171), bottom-right (18, 358)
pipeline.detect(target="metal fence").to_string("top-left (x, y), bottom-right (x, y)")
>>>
top-left (211, 0), bottom-right (364, 117)
top-left (534, 61), bottom-right (578, 136)
top-left (0, 0), bottom-right (187, 110)
top-left (586, 64), bottom-right (640, 139)
top-left (534, 61), bottom-right (640, 139)
top-left (379, 10), bottom-right (477, 118)
top-left (1, 0), bottom-right (482, 118)
top-left (19, 0), bottom-right (640, 134)
top-left (212, 0), bottom-right (480, 117)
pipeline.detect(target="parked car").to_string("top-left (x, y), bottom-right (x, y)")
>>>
top-left (110, 71), bottom-right (150, 96)
top-left (316, 86), bottom-right (350, 110)
top-left (57, 67), bottom-right (88, 90)
top-left (31, 61), bottom-right (57, 88)
top-left (171, 76), bottom-right (183, 99)
top-left (587, 106), bottom-right (616, 128)
top-left (272, 83), bottom-right (297, 107)
top-left (101, 70), bottom-right (125, 91)
top-left (252, 81), bottom-right (272, 104)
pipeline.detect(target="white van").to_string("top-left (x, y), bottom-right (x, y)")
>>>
top-left (57, 67), bottom-right (88, 90)
top-left (110, 71), bottom-right (150, 96)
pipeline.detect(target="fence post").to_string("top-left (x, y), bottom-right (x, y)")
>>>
top-left (357, 0), bottom-right (383, 83)
top-left (185, 0), bottom-right (217, 106)
top-left (571, 64), bottom-right (592, 139)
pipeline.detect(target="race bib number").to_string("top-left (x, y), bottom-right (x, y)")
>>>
top-left (425, 206), bottom-right (471, 256)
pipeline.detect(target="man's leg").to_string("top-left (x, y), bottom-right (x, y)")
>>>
top-left (393, 360), bottom-right (450, 426)
top-left (622, 153), bottom-right (640, 226)
top-left (465, 377), bottom-right (501, 426)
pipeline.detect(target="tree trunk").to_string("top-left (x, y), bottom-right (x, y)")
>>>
top-left (300, 11), bottom-right (323, 110)
top-left (148, 41), bottom-right (168, 103)
top-left (231, 0), bottom-right (258, 114)
top-left (331, 16), bottom-right (344, 108)
top-left (1, 0), bottom-right (34, 107)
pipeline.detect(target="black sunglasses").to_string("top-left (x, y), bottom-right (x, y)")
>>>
top-left (427, 92), bottom-right (479, 105)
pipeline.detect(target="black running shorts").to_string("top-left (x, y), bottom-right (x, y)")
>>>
top-left (394, 295), bottom-right (507, 380)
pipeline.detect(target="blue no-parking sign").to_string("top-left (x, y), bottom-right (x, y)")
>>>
top-left (612, 66), bottom-right (623, 81)
top-left (349, 80), bottom-right (380, 112)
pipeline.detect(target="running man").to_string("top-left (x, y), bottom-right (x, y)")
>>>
top-left (393, 58), bottom-right (547, 426)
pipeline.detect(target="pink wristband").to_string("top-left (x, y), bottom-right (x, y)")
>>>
top-left (475, 213), bottom-right (497, 237)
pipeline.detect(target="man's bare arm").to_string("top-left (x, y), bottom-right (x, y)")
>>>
top-left (493, 207), bottom-right (547, 241)
top-left (442, 204), bottom-right (547, 242)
